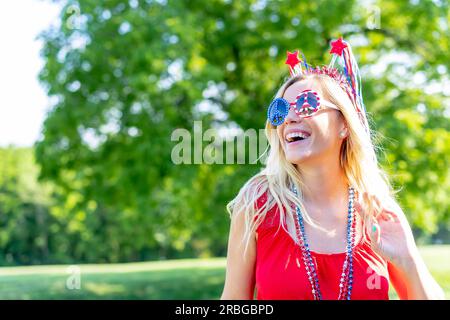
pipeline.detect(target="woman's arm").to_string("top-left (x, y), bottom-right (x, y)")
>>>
top-left (220, 210), bottom-right (257, 300)
top-left (356, 193), bottom-right (445, 300)
top-left (389, 250), bottom-right (445, 300)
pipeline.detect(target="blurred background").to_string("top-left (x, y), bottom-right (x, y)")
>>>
top-left (0, 0), bottom-right (448, 299)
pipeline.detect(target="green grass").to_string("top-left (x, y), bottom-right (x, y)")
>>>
top-left (388, 245), bottom-right (450, 300)
top-left (0, 246), bottom-right (448, 299)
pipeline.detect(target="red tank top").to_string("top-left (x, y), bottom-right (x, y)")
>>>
top-left (254, 192), bottom-right (390, 300)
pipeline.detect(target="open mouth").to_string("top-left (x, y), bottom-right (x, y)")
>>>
top-left (285, 131), bottom-right (311, 144)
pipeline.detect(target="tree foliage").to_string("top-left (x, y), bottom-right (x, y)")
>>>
top-left (3, 0), bottom-right (447, 264)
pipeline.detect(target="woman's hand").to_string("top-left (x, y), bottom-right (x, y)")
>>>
top-left (354, 192), bottom-right (419, 270)
top-left (355, 192), bottom-right (445, 299)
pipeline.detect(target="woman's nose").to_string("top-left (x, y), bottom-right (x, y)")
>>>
top-left (284, 105), bottom-right (301, 125)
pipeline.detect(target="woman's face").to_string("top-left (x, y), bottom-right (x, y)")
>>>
top-left (276, 79), bottom-right (347, 165)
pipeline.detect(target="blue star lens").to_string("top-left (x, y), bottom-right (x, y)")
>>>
top-left (267, 98), bottom-right (289, 126)
top-left (296, 95), bottom-right (306, 114)
top-left (307, 92), bottom-right (319, 109)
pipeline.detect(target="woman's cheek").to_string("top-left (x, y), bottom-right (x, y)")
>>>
top-left (276, 128), bottom-right (285, 149)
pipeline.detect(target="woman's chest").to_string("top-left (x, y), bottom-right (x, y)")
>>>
top-left (255, 225), bottom-right (390, 300)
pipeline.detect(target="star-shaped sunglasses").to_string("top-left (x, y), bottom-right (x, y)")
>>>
top-left (267, 89), bottom-right (340, 126)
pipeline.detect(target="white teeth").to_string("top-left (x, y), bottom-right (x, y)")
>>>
top-left (285, 131), bottom-right (310, 142)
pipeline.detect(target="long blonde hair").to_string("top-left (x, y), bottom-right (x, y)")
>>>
top-left (226, 73), bottom-right (400, 258)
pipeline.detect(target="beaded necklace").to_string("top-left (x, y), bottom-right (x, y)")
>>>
top-left (292, 185), bottom-right (356, 300)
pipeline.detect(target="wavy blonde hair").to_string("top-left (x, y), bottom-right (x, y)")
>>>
top-left (227, 73), bottom-right (400, 258)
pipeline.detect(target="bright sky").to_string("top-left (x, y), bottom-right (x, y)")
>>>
top-left (0, 0), bottom-right (60, 147)
top-left (0, 2), bottom-right (446, 148)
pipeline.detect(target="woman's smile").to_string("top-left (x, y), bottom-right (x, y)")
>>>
top-left (284, 128), bottom-right (312, 149)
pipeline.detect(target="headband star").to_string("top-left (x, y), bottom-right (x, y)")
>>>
top-left (330, 38), bottom-right (348, 56)
top-left (285, 51), bottom-right (301, 69)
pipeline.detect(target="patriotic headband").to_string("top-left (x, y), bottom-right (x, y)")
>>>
top-left (274, 38), bottom-right (370, 133)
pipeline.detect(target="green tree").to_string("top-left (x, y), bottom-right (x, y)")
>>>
top-left (0, 147), bottom-right (55, 264)
top-left (34, 0), bottom-right (449, 262)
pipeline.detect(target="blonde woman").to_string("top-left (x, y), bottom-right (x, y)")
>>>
top-left (220, 39), bottom-right (444, 300)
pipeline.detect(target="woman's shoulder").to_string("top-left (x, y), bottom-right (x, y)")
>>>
top-left (255, 189), bottom-right (268, 211)
top-left (234, 172), bottom-right (282, 230)
top-left (253, 189), bottom-right (283, 232)
top-left (237, 172), bottom-right (270, 209)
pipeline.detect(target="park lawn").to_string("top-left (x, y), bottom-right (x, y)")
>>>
top-left (0, 245), bottom-right (448, 300)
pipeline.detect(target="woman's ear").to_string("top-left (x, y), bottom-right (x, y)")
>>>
top-left (338, 121), bottom-right (349, 139)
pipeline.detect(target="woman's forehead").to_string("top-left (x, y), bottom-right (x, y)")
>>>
top-left (283, 79), bottom-right (324, 101)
